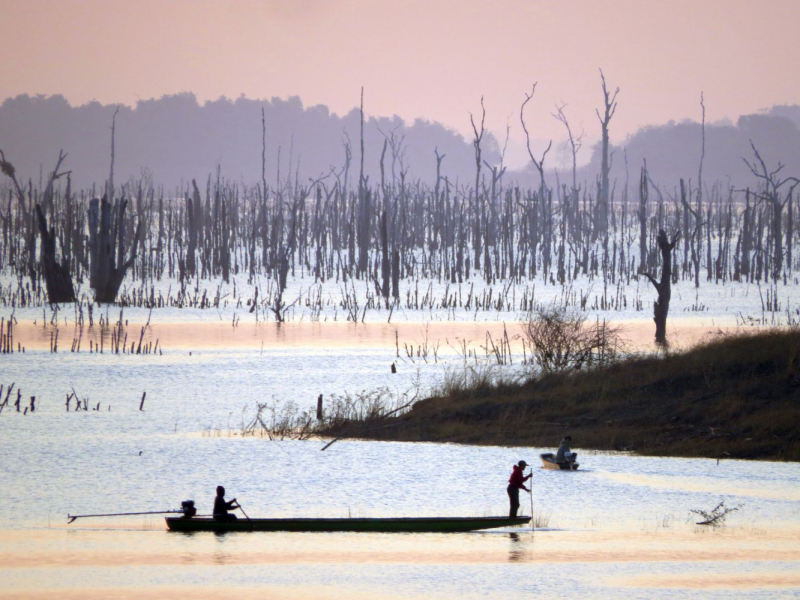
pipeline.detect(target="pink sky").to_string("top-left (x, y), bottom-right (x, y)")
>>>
top-left (3, 0), bottom-right (799, 168)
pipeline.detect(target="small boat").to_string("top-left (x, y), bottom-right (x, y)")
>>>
top-left (540, 452), bottom-right (579, 470)
top-left (166, 515), bottom-right (531, 533)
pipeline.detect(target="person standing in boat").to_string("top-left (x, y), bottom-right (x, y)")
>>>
top-left (213, 485), bottom-right (240, 520)
top-left (556, 435), bottom-right (576, 465)
top-left (507, 460), bottom-right (532, 518)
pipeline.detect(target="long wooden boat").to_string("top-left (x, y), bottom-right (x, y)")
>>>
top-left (540, 452), bottom-right (579, 471)
top-left (166, 515), bottom-right (531, 533)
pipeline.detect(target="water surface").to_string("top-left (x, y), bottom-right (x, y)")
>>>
top-left (3, 289), bottom-right (800, 598)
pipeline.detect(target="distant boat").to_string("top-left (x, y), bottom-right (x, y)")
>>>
top-left (540, 452), bottom-right (579, 470)
top-left (166, 515), bottom-right (531, 533)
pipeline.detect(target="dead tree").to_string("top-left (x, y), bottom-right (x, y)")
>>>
top-left (520, 84), bottom-right (551, 278)
top-left (356, 87), bottom-right (370, 277)
top-left (470, 97), bottom-right (487, 271)
top-left (107, 107), bottom-right (119, 203)
top-left (552, 101), bottom-right (583, 195)
top-left (640, 229), bottom-right (680, 345)
top-left (678, 179), bottom-right (702, 288)
top-left (743, 141), bottom-right (799, 281)
top-left (520, 83), bottom-right (552, 197)
top-left (595, 69), bottom-right (619, 239)
top-left (0, 149), bottom-right (37, 286)
top-left (88, 196), bottom-right (142, 303)
top-left (380, 209), bottom-right (390, 299)
top-left (696, 93), bottom-right (706, 285)
top-left (637, 163), bottom-right (648, 273)
top-left (1, 149), bottom-right (72, 292)
top-left (734, 189), bottom-right (753, 281)
top-left (36, 204), bottom-right (75, 303)
top-left (186, 180), bottom-right (202, 277)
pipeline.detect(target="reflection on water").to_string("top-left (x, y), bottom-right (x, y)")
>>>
top-left (507, 532), bottom-right (529, 563)
top-left (3, 525), bottom-right (800, 598)
top-left (9, 317), bottom-right (743, 352)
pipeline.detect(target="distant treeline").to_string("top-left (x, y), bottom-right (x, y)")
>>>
top-left (0, 93), bottom-right (499, 190)
top-left (0, 93), bottom-right (798, 191)
top-left (578, 105), bottom-right (800, 194)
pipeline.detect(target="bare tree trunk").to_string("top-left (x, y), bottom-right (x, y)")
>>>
top-left (595, 69), bottom-right (619, 240)
top-left (107, 107), bottom-right (119, 204)
top-left (89, 196), bottom-right (141, 303)
top-left (638, 164), bottom-right (648, 272)
top-left (35, 204), bottom-right (75, 303)
top-left (553, 102), bottom-right (583, 196)
top-left (641, 229), bottom-right (680, 345)
top-left (357, 88), bottom-right (369, 276)
top-left (380, 210), bottom-right (390, 299)
top-left (470, 97), bottom-right (486, 271)
top-left (788, 190), bottom-right (793, 277)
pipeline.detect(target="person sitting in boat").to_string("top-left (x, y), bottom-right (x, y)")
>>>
top-left (555, 435), bottom-right (577, 465)
top-left (213, 485), bottom-right (240, 521)
top-left (507, 460), bottom-right (532, 518)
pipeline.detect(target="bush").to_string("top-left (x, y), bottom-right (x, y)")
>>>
top-left (521, 307), bottom-right (628, 374)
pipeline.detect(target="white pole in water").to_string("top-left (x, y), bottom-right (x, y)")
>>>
top-left (529, 467), bottom-right (534, 532)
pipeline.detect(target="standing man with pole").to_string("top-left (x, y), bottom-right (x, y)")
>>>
top-left (507, 460), bottom-right (532, 518)
top-left (529, 465), bottom-right (535, 530)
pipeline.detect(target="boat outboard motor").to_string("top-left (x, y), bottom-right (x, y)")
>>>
top-left (181, 500), bottom-right (196, 518)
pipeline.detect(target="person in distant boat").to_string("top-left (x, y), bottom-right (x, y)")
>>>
top-left (213, 485), bottom-right (240, 520)
top-left (507, 460), bottom-right (532, 518)
top-left (555, 435), bottom-right (576, 464)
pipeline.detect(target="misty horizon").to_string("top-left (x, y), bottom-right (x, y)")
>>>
top-left (1, 91), bottom-right (798, 193)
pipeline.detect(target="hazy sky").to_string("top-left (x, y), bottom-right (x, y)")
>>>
top-left (3, 0), bottom-right (799, 168)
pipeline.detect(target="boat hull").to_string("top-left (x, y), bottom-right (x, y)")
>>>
top-left (539, 453), bottom-right (579, 470)
top-left (166, 516), bottom-right (531, 533)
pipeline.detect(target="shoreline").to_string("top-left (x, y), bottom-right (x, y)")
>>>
top-left (327, 329), bottom-right (800, 462)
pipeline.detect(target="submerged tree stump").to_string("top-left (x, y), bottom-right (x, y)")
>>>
top-left (35, 204), bottom-right (76, 303)
top-left (88, 196), bottom-right (142, 303)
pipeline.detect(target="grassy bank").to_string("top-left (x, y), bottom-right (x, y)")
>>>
top-left (350, 329), bottom-right (800, 461)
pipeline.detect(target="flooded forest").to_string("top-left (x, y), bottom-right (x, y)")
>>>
top-left (1, 93), bottom-right (798, 335)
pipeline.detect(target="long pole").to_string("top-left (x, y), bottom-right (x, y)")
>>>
top-left (529, 467), bottom-right (534, 532)
top-left (67, 510), bottom-right (181, 524)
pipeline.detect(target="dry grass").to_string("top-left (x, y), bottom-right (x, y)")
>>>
top-left (365, 328), bottom-right (800, 461)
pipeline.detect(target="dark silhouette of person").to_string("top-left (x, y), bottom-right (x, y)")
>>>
top-left (213, 485), bottom-right (239, 521)
top-left (507, 460), bottom-right (531, 518)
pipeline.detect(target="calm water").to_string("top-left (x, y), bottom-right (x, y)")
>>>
top-left (3, 290), bottom-right (800, 597)
top-left (2, 434), bottom-right (800, 598)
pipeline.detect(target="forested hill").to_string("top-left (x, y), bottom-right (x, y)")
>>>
top-left (0, 93), bottom-right (500, 190)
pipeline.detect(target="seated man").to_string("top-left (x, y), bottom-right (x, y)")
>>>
top-left (213, 485), bottom-right (239, 521)
top-left (555, 435), bottom-right (576, 464)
